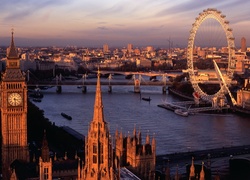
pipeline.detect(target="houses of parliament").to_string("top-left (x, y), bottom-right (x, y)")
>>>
top-left (0, 33), bottom-right (156, 179)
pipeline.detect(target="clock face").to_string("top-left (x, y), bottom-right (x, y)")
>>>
top-left (8, 93), bottom-right (22, 106)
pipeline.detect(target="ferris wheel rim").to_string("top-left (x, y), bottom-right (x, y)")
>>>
top-left (187, 8), bottom-right (236, 102)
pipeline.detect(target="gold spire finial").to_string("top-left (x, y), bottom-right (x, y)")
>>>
top-left (11, 27), bottom-right (14, 44)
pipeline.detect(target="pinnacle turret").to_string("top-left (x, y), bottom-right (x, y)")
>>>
top-left (189, 157), bottom-right (195, 179)
top-left (200, 162), bottom-right (205, 180)
top-left (133, 124), bottom-right (136, 137)
top-left (146, 132), bottom-right (150, 144)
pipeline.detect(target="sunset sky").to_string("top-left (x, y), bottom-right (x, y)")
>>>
top-left (0, 0), bottom-right (249, 48)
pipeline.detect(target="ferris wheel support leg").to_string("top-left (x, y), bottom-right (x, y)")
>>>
top-left (194, 98), bottom-right (200, 106)
top-left (213, 60), bottom-right (237, 106)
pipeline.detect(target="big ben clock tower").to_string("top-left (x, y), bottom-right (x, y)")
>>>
top-left (1, 31), bottom-right (29, 179)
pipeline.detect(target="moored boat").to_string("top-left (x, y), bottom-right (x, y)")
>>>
top-left (158, 101), bottom-right (187, 112)
top-left (157, 104), bottom-right (175, 111)
top-left (61, 113), bottom-right (72, 120)
top-left (174, 109), bottom-right (189, 117)
top-left (30, 88), bottom-right (44, 98)
top-left (142, 97), bottom-right (151, 102)
top-left (32, 98), bottom-right (42, 102)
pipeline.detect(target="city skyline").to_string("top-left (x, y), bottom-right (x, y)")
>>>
top-left (0, 0), bottom-right (249, 48)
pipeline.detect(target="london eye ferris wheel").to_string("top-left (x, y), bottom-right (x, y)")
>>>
top-left (186, 8), bottom-right (236, 103)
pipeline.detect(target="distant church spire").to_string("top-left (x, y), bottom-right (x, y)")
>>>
top-left (41, 130), bottom-right (50, 162)
top-left (7, 29), bottom-right (18, 59)
top-left (93, 68), bottom-right (105, 122)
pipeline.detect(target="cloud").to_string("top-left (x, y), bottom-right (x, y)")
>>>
top-left (114, 24), bottom-right (125, 27)
top-left (97, 26), bottom-right (109, 30)
top-left (2, 0), bottom-right (70, 21)
top-left (98, 22), bottom-right (107, 24)
top-left (0, 0), bottom-right (249, 48)
top-left (155, 1), bottom-right (215, 18)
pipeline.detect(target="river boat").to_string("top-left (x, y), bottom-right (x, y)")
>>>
top-left (157, 104), bottom-right (175, 111)
top-left (56, 86), bottom-right (62, 93)
top-left (32, 98), bottom-right (42, 103)
top-left (174, 109), bottom-right (189, 117)
top-left (30, 88), bottom-right (44, 98)
top-left (61, 113), bottom-right (72, 120)
top-left (158, 100), bottom-right (187, 111)
top-left (142, 97), bottom-right (151, 102)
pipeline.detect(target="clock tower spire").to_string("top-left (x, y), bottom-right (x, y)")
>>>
top-left (1, 31), bottom-right (29, 179)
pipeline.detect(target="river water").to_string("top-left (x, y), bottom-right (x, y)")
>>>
top-left (33, 82), bottom-right (250, 156)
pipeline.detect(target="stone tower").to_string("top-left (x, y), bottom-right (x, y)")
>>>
top-left (241, 37), bottom-right (247, 52)
top-left (1, 31), bottom-right (29, 179)
top-left (115, 127), bottom-right (156, 180)
top-left (39, 130), bottom-right (52, 180)
top-left (81, 70), bottom-right (116, 179)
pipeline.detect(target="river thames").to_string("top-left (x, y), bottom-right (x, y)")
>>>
top-left (33, 83), bottom-right (250, 156)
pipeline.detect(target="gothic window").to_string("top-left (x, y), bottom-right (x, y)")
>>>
top-left (44, 167), bottom-right (49, 180)
top-left (146, 162), bottom-right (150, 174)
top-left (91, 168), bottom-right (95, 177)
top-left (100, 143), bottom-right (104, 164)
top-left (102, 168), bottom-right (107, 177)
top-left (93, 155), bottom-right (97, 164)
top-left (93, 143), bottom-right (97, 164)
top-left (93, 144), bottom-right (97, 153)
